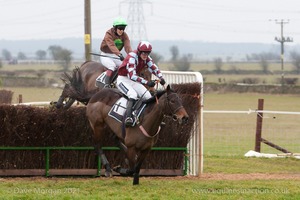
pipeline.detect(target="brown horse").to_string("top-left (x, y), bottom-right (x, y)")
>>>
top-left (86, 85), bottom-right (189, 185)
top-left (56, 61), bottom-right (151, 109)
top-left (56, 61), bottom-right (104, 109)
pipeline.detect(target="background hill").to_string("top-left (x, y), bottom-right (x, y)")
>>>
top-left (1, 38), bottom-right (300, 61)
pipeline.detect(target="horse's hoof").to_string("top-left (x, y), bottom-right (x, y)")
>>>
top-left (133, 180), bottom-right (139, 185)
top-left (105, 171), bottom-right (113, 177)
top-left (112, 165), bottom-right (121, 173)
top-left (133, 174), bottom-right (139, 185)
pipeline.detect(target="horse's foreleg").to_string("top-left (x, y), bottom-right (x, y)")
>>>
top-left (55, 95), bottom-right (65, 109)
top-left (113, 146), bottom-right (136, 176)
top-left (132, 149), bottom-right (151, 185)
top-left (113, 135), bottom-right (127, 154)
top-left (112, 141), bottom-right (133, 176)
top-left (112, 165), bottom-right (132, 176)
top-left (112, 134), bottom-right (128, 155)
top-left (117, 140), bottom-right (129, 165)
top-left (63, 98), bottom-right (75, 109)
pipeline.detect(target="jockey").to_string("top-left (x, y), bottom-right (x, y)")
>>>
top-left (116, 41), bottom-right (166, 127)
top-left (100, 17), bottom-right (132, 87)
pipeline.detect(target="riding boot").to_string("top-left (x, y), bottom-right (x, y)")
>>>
top-left (110, 70), bottom-right (118, 86)
top-left (125, 98), bottom-right (136, 127)
top-left (104, 75), bottom-right (111, 88)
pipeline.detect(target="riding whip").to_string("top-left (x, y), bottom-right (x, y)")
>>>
top-left (90, 52), bottom-right (121, 60)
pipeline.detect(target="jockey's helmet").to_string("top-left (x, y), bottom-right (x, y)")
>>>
top-left (113, 17), bottom-right (127, 27)
top-left (137, 41), bottom-right (152, 53)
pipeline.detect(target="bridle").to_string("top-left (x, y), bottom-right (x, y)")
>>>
top-left (137, 91), bottom-right (183, 138)
top-left (164, 92), bottom-right (183, 121)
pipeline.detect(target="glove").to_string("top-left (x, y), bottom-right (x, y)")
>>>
top-left (160, 78), bottom-right (166, 86)
top-left (146, 80), bottom-right (156, 87)
top-left (118, 53), bottom-right (124, 61)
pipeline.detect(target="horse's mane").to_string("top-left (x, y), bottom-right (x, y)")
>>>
top-left (142, 89), bottom-right (167, 104)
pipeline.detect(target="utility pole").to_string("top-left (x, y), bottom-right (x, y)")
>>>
top-left (84, 0), bottom-right (91, 61)
top-left (274, 19), bottom-right (293, 93)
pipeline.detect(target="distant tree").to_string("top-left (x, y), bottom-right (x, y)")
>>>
top-left (259, 56), bottom-right (269, 74)
top-left (36, 50), bottom-right (47, 60)
top-left (2, 49), bottom-right (12, 61)
top-left (48, 45), bottom-right (73, 71)
top-left (289, 51), bottom-right (300, 74)
top-left (0, 59), bottom-right (2, 69)
top-left (169, 46), bottom-right (191, 71)
top-left (213, 57), bottom-right (223, 73)
top-left (173, 54), bottom-right (191, 71)
top-left (150, 52), bottom-right (163, 64)
top-left (17, 52), bottom-right (27, 60)
top-left (59, 49), bottom-right (72, 71)
top-left (170, 46), bottom-right (179, 61)
top-left (48, 45), bottom-right (63, 60)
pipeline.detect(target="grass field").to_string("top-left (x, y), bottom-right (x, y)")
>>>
top-left (1, 176), bottom-right (300, 199)
top-left (204, 92), bottom-right (300, 179)
top-left (2, 87), bottom-right (62, 104)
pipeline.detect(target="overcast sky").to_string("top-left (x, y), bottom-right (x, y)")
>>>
top-left (1, 0), bottom-right (300, 44)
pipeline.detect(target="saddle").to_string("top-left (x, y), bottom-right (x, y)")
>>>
top-left (95, 71), bottom-right (118, 88)
top-left (108, 97), bottom-right (146, 126)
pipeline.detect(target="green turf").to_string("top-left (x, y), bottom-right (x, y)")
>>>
top-left (0, 177), bottom-right (299, 200)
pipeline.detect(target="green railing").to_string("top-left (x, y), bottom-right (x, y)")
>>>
top-left (0, 146), bottom-right (188, 176)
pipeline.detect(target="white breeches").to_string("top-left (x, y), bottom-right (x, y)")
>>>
top-left (116, 75), bottom-right (152, 100)
top-left (100, 52), bottom-right (122, 71)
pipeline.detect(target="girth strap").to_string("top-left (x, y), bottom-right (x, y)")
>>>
top-left (138, 125), bottom-right (161, 138)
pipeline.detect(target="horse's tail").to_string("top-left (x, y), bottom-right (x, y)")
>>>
top-left (61, 66), bottom-right (93, 105)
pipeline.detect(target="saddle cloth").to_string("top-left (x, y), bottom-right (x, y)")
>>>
top-left (96, 71), bottom-right (106, 83)
top-left (108, 97), bottom-right (146, 126)
top-left (95, 72), bottom-right (106, 87)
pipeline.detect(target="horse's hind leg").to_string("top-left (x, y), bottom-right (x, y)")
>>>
top-left (91, 118), bottom-right (112, 177)
top-left (94, 143), bottom-right (112, 177)
top-left (100, 149), bottom-right (113, 177)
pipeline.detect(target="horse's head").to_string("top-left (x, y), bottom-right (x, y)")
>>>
top-left (164, 85), bottom-right (189, 124)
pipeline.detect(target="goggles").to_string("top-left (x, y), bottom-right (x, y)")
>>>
top-left (116, 26), bottom-right (126, 30)
top-left (140, 51), bottom-right (150, 55)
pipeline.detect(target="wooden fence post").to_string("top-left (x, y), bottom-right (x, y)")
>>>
top-left (255, 99), bottom-right (264, 152)
top-left (18, 94), bottom-right (22, 103)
